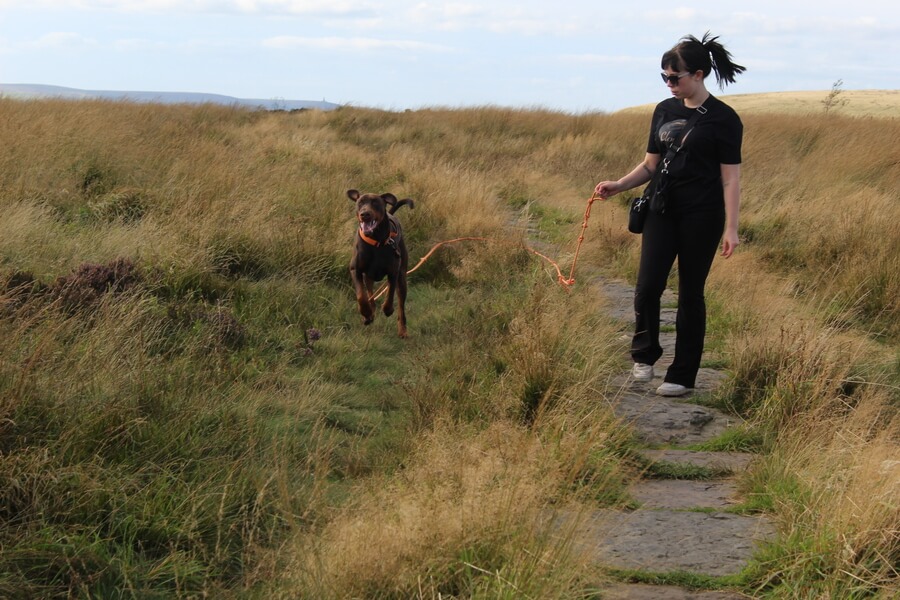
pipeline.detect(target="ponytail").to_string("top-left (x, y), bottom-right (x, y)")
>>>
top-left (661, 31), bottom-right (746, 89)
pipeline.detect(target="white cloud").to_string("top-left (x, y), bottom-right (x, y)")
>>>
top-left (560, 54), bottom-right (650, 66)
top-left (485, 17), bottom-right (579, 36)
top-left (262, 35), bottom-right (451, 52)
top-left (406, 2), bottom-right (579, 35)
top-left (643, 7), bottom-right (698, 21)
top-left (27, 32), bottom-right (98, 48)
top-left (110, 37), bottom-right (220, 51)
top-left (0, 0), bottom-right (375, 15)
top-left (407, 2), bottom-right (489, 31)
top-left (228, 0), bottom-right (376, 15)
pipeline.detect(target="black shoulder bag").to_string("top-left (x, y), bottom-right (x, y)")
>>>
top-left (628, 102), bottom-right (708, 233)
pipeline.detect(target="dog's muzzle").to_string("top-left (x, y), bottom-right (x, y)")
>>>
top-left (359, 216), bottom-right (378, 235)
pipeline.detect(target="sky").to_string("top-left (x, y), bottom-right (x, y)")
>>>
top-left (1, 1), bottom-right (898, 113)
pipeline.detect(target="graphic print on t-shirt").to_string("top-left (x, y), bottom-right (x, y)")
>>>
top-left (658, 119), bottom-right (687, 150)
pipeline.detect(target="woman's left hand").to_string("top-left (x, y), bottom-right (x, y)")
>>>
top-left (720, 163), bottom-right (741, 259)
top-left (721, 230), bottom-right (739, 258)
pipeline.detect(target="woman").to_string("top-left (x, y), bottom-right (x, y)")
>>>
top-left (594, 33), bottom-right (745, 397)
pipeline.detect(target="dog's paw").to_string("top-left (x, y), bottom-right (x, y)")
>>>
top-left (358, 299), bottom-right (375, 323)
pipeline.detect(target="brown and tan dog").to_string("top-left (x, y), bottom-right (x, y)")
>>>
top-left (347, 189), bottom-right (414, 338)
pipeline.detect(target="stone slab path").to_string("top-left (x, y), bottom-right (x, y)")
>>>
top-left (573, 279), bottom-right (775, 598)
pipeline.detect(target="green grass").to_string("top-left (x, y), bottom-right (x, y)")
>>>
top-left (688, 426), bottom-right (767, 454)
top-left (602, 567), bottom-right (748, 592)
top-left (641, 461), bottom-right (721, 481)
top-left (699, 357), bottom-right (729, 370)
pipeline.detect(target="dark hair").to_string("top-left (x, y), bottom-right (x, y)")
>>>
top-left (661, 31), bottom-right (746, 89)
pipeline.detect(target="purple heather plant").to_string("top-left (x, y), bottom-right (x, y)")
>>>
top-left (301, 327), bottom-right (321, 355)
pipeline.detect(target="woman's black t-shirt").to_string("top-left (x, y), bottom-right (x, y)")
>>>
top-left (646, 95), bottom-right (742, 214)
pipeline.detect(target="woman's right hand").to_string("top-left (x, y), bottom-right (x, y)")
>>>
top-left (594, 180), bottom-right (622, 199)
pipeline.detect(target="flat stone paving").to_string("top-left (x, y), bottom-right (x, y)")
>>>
top-left (609, 392), bottom-right (738, 446)
top-left (578, 509), bottom-right (774, 577)
top-left (583, 279), bottom-right (775, 598)
top-left (630, 480), bottom-right (740, 509)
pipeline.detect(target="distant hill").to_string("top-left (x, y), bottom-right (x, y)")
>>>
top-left (618, 89), bottom-right (900, 118)
top-left (0, 83), bottom-right (341, 111)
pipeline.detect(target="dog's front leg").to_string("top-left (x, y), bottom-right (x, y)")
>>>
top-left (351, 267), bottom-right (374, 325)
top-left (382, 274), bottom-right (396, 319)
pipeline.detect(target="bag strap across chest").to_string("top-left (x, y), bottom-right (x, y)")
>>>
top-left (659, 102), bottom-right (708, 177)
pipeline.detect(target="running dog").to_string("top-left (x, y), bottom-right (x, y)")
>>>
top-left (347, 189), bottom-right (414, 338)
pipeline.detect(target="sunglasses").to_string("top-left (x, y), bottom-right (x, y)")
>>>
top-left (661, 71), bottom-right (691, 85)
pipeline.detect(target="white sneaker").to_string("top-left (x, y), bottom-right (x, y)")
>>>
top-left (656, 382), bottom-right (691, 397)
top-left (631, 363), bottom-right (654, 382)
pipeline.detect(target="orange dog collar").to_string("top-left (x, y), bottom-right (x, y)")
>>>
top-left (358, 224), bottom-right (398, 247)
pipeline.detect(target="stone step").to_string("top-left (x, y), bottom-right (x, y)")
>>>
top-left (608, 392), bottom-right (741, 446)
top-left (569, 508), bottom-right (775, 577)
top-left (631, 479), bottom-right (740, 510)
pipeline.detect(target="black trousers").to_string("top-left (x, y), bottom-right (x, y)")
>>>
top-left (632, 207), bottom-right (725, 387)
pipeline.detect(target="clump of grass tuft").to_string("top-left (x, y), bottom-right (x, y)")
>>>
top-left (719, 322), bottom-right (864, 429)
top-left (87, 187), bottom-right (148, 223)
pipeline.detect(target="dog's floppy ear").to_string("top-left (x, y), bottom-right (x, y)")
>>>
top-left (347, 189), bottom-right (361, 202)
top-left (380, 193), bottom-right (398, 208)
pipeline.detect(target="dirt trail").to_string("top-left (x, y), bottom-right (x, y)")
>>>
top-left (578, 279), bottom-right (774, 599)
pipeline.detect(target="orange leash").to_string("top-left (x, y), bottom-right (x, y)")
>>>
top-left (373, 192), bottom-right (600, 300)
top-left (564, 191), bottom-right (599, 287)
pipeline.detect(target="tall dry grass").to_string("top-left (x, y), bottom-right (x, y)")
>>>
top-left (0, 96), bottom-right (897, 597)
top-left (738, 113), bottom-right (900, 339)
top-left (709, 253), bottom-right (898, 597)
top-left (751, 394), bottom-right (899, 598)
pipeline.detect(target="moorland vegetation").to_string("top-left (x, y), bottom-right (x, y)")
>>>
top-left (0, 95), bottom-right (897, 598)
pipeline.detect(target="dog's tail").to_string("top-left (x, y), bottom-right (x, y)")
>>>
top-left (389, 198), bottom-right (415, 214)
